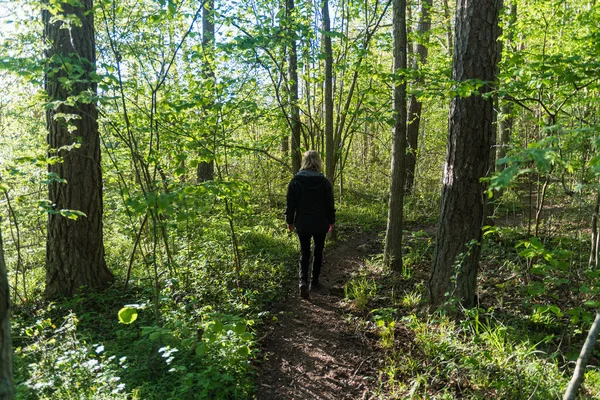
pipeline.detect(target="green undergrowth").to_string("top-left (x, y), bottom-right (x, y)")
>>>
top-left (336, 189), bottom-right (388, 234)
top-left (12, 207), bottom-right (299, 399)
top-left (342, 220), bottom-right (600, 399)
top-left (378, 311), bottom-right (576, 399)
top-left (10, 185), bottom-right (389, 399)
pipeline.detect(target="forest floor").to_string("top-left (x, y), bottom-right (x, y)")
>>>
top-left (254, 232), bottom-right (389, 399)
top-left (252, 205), bottom-right (597, 399)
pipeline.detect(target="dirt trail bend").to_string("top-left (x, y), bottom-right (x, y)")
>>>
top-left (255, 233), bottom-right (384, 400)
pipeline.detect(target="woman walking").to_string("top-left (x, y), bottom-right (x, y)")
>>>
top-left (285, 151), bottom-right (335, 299)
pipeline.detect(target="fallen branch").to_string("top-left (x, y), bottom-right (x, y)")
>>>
top-left (351, 355), bottom-right (374, 381)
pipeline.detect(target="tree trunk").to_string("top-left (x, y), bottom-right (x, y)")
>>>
top-left (322, 0), bottom-right (337, 240)
top-left (383, 0), bottom-right (408, 272)
top-left (497, 102), bottom-right (513, 167)
top-left (279, 0), bottom-right (290, 156)
top-left (428, 0), bottom-right (502, 309)
top-left (0, 218), bottom-right (14, 399)
top-left (323, 0), bottom-right (334, 185)
top-left (485, 95), bottom-right (499, 226)
top-left (589, 182), bottom-right (600, 267)
top-left (563, 311), bottom-right (600, 400)
top-left (496, 1), bottom-right (517, 169)
top-left (405, 0), bottom-right (432, 194)
top-left (44, 0), bottom-right (113, 299)
top-left (442, 0), bottom-right (453, 58)
top-left (287, 0), bottom-right (302, 174)
top-left (197, 0), bottom-right (215, 182)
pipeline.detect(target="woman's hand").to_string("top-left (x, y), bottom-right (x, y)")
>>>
top-left (288, 224), bottom-right (294, 232)
top-left (328, 224), bottom-right (334, 232)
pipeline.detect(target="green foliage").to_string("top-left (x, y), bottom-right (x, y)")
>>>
top-left (336, 192), bottom-right (387, 234)
top-left (16, 312), bottom-right (127, 399)
top-left (125, 309), bottom-right (256, 399)
top-left (117, 307), bottom-right (138, 324)
top-left (377, 312), bottom-right (570, 398)
top-left (344, 274), bottom-right (377, 309)
top-left (402, 230), bottom-right (434, 279)
top-left (371, 307), bottom-right (396, 349)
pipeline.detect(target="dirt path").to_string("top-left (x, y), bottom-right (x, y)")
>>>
top-left (255, 233), bottom-right (384, 399)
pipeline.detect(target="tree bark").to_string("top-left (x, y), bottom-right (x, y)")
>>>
top-left (197, 0), bottom-right (216, 182)
top-left (589, 182), bottom-right (600, 267)
top-left (44, 0), bottom-right (113, 299)
top-left (496, 1), bottom-right (517, 169)
top-left (442, 0), bottom-right (453, 58)
top-left (287, 0), bottom-right (302, 174)
top-left (0, 217), bottom-right (14, 399)
top-left (428, 0), bottom-right (502, 309)
top-left (563, 311), bottom-right (600, 400)
top-left (383, 0), bottom-right (408, 272)
top-left (405, 0), bottom-right (433, 194)
top-left (323, 0), bottom-right (334, 185)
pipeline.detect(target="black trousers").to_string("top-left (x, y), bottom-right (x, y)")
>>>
top-left (297, 231), bottom-right (327, 285)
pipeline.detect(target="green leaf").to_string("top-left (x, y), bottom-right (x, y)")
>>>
top-left (527, 282), bottom-right (546, 297)
top-left (529, 237), bottom-right (544, 250)
top-left (59, 209), bottom-right (87, 220)
top-left (118, 307), bottom-right (138, 324)
top-left (211, 319), bottom-right (224, 334)
top-left (236, 346), bottom-right (250, 357)
top-left (584, 300), bottom-right (600, 309)
top-left (195, 342), bottom-right (206, 356)
top-left (232, 322), bottom-right (246, 335)
top-left (167, 0), bottom-right (176, 15)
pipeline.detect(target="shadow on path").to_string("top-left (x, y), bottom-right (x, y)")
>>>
top-left (255, 233), bottom-right (383, 400)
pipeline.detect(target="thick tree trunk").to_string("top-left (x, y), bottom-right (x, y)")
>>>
top-left (405, 0), bottom-right (432, 194)
top-left (383, 0), bottom-right (408, 272)
top-left (197, 0), bottom-right (216, 182)
top-left (323, 0), bottom-right (334, 185)
top-left (0, 218), bottom-right (14, 399)
top-left (44, 0), bottom-right (113, 299)
top-left (428, 0), bottom-right (502, 309)
top-left (287, 0), bottom-right (302, 174)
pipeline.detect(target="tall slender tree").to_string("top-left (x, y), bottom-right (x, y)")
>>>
top-left (428, 0), bottom-right (502, 308)
top-left (197, 0), bottom-right (216, 182)
top-left (405, 0), bottom-right (432, 194)
top-left (287, 0), bottom-right (302, 174)
top-left (322, 0), bottom-right (334, 185)
top-left (43, 0), bottom-right (113, 298)
top-left (496, 1), bottom-right (517, 168)
top-left (442, 0), bottom-right (453, 58)
top-left (0, 217), bottom-right (13, 399)
top-left (383, 0), bottom-right (408, 272)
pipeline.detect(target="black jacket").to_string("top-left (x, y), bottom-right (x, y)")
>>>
top-left (285, 170), bottom-right (335, 234)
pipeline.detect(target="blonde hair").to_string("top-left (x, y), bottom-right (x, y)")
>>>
top-left (300, 150), bottom-right (323, 172)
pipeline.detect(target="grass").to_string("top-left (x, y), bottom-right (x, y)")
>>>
top-left (344, 274), bottom-right (378, 310)
top-left (367, 308), bottom-right (579, 399)
top-left (336, 189), bottom-right (388, 234)
top-left (337, 201), bottom-right (600, 399)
